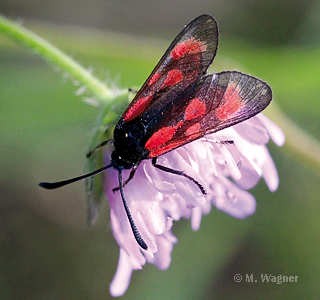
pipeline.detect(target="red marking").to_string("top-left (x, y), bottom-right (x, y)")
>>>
top-left (216, 85), bottom-right (243, 120)
top-left (148, 73), bottom-right (161, 86)
top-left (162, 70), bottom-right (183, 88)
top-left (145, 121), bottom-right (183, 151)
top-left (184, 98), bottom-right (206, 121)
top-left (148, 123), bottom-right (201, 158)
top-left (186, 122), bottom-right (200, 136)
top-left (148, 140), bottom-right (183, 158)
top-left (171, 38), bottom-right (206, 60)
top-left (123, 94), bottom-right (153, 122)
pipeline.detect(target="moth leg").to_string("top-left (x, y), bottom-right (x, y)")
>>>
top-left (152, 157), bottom-right (207, 195)
top-left (112, 162), bottom-right (141, 192)
top-left (219, 140), bottom-right (234, 145)
top-left (86, 139), bottom-right (114, 158)
top-left (204, 138), bottom-right (234, 145)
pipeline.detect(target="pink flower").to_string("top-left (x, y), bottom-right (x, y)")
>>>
top-left (103, 113), bottom-right (285, 297)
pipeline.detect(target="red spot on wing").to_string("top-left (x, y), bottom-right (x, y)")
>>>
top-left (171, 38), bottom-right (207, 60)
top-left (216, 85), bottom-right (244, 120)
top-left (123, 93), bottom-right (153, 122)
top-left (148, 73), bottom-right (161, 86)
top-left (145, 121), bottom-right (183, 152)
top-left (162, 70), bottom-right (183, 88)
top-left (148, 140), bottom-right (184, 158)
top-left (148, 123), bottom-right (202, 158)
top-left (186, 122), bottom-right (200, 135)
top-left (184, 98), bottom-right (206, 121)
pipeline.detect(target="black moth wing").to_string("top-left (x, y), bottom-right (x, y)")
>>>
top-left (144, 71), bottom-right (272, 158)
top-left (121, 14), bottom-right (218, 122)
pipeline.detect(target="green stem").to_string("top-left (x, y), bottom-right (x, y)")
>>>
top-left (0, 15), bottom-right (114, 101)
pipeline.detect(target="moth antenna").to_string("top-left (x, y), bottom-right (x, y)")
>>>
top-left (86, 139), bottom-right (114, 158)
top-left (118, 170), bottom-right (148, 250)
top-left (39, 164), bottom-right (112, 189)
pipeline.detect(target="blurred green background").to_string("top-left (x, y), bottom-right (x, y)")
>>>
top-left (1, 1), bottom-right (320, 299)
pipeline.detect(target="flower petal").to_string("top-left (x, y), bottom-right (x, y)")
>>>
top-left (257, 113), bottom-right (285, 146)
top-left (209, 175), bottom-right (256, 218)
top-left (109, 248), bottom-right (134, 297)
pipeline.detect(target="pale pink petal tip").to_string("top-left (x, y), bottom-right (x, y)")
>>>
top-left (257, 113), bottom-right (285, 146)
top-left (103, 113), bottom-right (283, 296)
top-left (109, 249), bottom-right (134, 297)
top-left (210, 178), bottom-right (256, 218)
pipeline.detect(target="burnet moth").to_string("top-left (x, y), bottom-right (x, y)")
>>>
top-left (39, 14), bottom-right (272, 250)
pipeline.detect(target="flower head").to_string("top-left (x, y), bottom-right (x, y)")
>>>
top-left (103, 113), bottom-right (284, 297)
